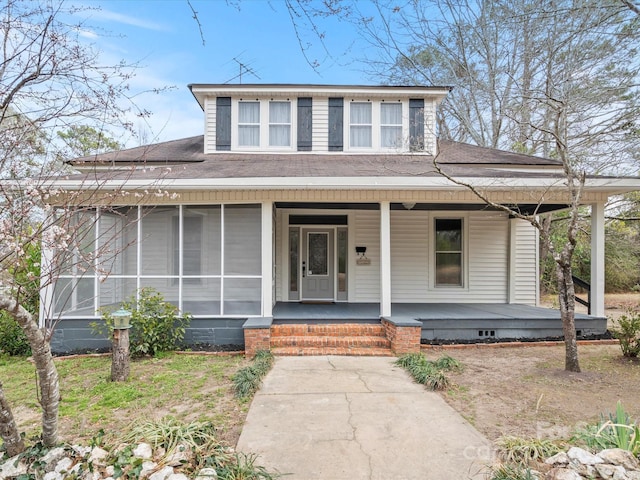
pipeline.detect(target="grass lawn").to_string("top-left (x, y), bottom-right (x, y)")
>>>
top-left (0, 352), bottom-right (251, 448)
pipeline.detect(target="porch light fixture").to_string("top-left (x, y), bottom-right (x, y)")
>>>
top-left (402, 202), bottom-right (416, 210)
top-left (355, 246), bottom-right (367, 257)
top-left (111, 308), bottom-right (132, 330)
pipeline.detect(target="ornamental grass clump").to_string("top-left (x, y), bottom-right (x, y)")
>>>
top-left (395, 353), bottom-right (462, 391)
top-left (495, 436), bottom-right (563, 466)
top-left (573, 401), bottom-right (640, 455)
top-left (233, 350), bottom-right (274, 398)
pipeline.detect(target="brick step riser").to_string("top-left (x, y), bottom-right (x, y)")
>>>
top-left (271, 347), bottom-right (394, 357)
top-left (270, 336), bottom-right (391, 348)
top-left (271, 325), bottom-right (385, 338)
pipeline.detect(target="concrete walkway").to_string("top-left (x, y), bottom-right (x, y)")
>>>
top-left (236, 356), bottom-right (492, 480)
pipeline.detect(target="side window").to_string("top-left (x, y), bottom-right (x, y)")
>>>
top-left (435, 218), bottom-right (463, 287)
top-left (238, 101), bottom-right (260, 147)
top-left (269, 101), bottom-right (291, 146)
top-left (350, 102), bottom-right (372, 148)
top-left (381, 103), bottom-right (402, 148)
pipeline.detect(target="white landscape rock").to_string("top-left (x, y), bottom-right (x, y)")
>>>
top-left (134, 442), bottom-right (154, 460)
top-left (598, 449), bottom-right (640, 471)
top-left (194, 467), bottom-right (219, 480)
top-left (545, 467), bottom-right (585, 480)
top-left (149, 465), bottom-right (176, 480)
top-left (88, 446), bottom-right (109, 464)
top-left (546, 452), bottom-right (571, 465)
top-left (567, 446), bottom-right (605, 466)
top-left (0, 456), bottom-right (28, 478)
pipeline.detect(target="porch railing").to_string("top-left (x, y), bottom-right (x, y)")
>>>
top-left (572, 275), bottom-right (591, 315)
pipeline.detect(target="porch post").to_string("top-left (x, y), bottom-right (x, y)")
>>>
top-left (380, 201), bottom-right (392, 317)
top-left (590, 202), bottom-right (605, 317)
top-left (261, 201), bottom-right (273, 317)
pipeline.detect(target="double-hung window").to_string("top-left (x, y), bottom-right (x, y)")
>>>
top-left (381, 103), bottom-right (403, 148)
top-left (238, 101), bottom-right (260, 147)
top-left (350, 102), bottom-right (372, 148)
top-left (435, 218), bottom-right (463, 287)
top-left (269, 101), bottom-right (291, 147)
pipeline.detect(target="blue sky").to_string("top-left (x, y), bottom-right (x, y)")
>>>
top-left (76, 1), bottom-right (371, 145)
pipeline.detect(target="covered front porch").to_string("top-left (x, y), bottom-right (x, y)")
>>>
top-left (271, 302), bottom-right (606, 341)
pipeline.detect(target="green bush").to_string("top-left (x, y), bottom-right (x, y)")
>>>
top-left (0, 311), bottom-right (31, 356)
top-left (610, 309), bottom-right (640, 357)
top-left (94, 288), bottom-right (191, 357)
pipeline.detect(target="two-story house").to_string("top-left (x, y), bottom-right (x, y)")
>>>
top-left (44, 84), bottom-right (640, 355)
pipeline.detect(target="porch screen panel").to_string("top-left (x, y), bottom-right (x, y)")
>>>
top-left (224, 278), bottom-right (261, 315)
top-left (183, 278), bottom-right (221, 315)
top-left (59, 210), bottom-right (96, 276)
top-left (435, 218), bottom-right (463, 286)
top-left (224, 205), bottom-right (261, 275)
top-left (138, 279), bottom-right (179, 308)
top-left (183, 206), bottom-right (221, 276)
top-left (99, 278), bottom-right (137, 309)
top-left (52, 277), bottom-right (95, 316)
top-left (98, 207), bottom-right (137, 276)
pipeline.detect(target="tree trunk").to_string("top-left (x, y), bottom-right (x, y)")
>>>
top-left (0, 380), bottom-right (24, 457)
top-left (556, 261), bottom-right (581, 372)
top-left (111, 328), bottom-right (130, 382)
top-left (0, 296), bottom-right (60, 447)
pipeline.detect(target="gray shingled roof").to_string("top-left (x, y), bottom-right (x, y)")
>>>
top-left (68, 135), bottom-right (562, 169)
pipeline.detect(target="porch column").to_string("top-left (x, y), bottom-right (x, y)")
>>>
top-left (261, 201), bottom-right (274, 317)
top-left (590, 202), bottom-right (605, 317)
top-left (380, 201), bottom-right (392, 317)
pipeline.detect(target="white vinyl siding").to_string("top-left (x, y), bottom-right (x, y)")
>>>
top-left (512, 219), bottom-right (538, 305)
top-left (313, 97), bottom-right (329, 151)
top-left (353, 210), bottom-right (380, 302)
top-left (467, 212), bottom-right (509, 302)
top-left (204, 97), bottom-right (216, 154)
top-left (390, 210), bottom-right (509, 303)
top-left (391, 210), bottom-right (429, 301)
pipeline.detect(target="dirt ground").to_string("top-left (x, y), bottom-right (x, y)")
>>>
top-left (433, 294), bottom-right (640, 442)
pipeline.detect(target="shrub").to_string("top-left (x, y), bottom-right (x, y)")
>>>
top-left (610, 309), bottom-right (640, 357)
top-left (488, 464), bottom-right (538, 480)
top-left (395, 353), bottom-right (462, 391)
top-left (0, 311), bottom-right (31, 356)
top-left (94, 288), bottom-right (191, 357)
top-left (573, 401), bottom-right (640, 455)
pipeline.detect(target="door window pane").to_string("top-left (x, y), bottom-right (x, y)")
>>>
top-left (435, 219), bottom-right (463, 286)
top-left (308, 232), bottom-right (328, 275)
top-left (289, 228), bottom-right (299, 292)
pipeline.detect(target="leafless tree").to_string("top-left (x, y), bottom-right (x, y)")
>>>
top-left (0, 0), bottom-right (166, 452)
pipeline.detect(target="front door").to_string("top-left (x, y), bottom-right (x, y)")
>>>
top-left (301, 228), bottom-right (334, 300)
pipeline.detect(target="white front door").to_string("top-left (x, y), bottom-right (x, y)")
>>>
top-left (301, 228), bottom-right (335, 300)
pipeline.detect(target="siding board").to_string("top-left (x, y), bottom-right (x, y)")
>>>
top-left (353, 210), bottom-right (380, 301)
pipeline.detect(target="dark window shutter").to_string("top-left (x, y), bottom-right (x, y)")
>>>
top-left (328, 97), bottom-right (344, 152)
top-left (216, 97), bottom-right (231, 151)
top-left (409, 99), bottom-right (425, 151)
top-left (297, 97), bottom-right (312, 151)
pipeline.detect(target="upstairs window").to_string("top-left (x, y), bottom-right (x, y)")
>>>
top-left (238, 101), bottom-right (260, 147)
top-left (435, 218), bottom-right (463, 287)
top-left (350, 102), bottom-right (372, 148)
top-left (269, 101), bottom-right (291, 146)
top-left (381, 103), bottom-right (403, 148)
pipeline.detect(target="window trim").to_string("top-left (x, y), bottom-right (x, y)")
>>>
top-left (345, 99), bottom-right (409, 151)
top-left (232, 98), bottom-right (296, 151)
top-left (430, 213), bottom-right (469, 290)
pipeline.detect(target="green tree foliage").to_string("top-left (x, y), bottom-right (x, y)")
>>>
top-left (56, 125), bottom-right (122, 160)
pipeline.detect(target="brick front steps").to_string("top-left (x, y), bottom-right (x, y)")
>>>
top-left (243, 317), bottom-right (422, 357)
top-left (270, 323), bottom-right (393, 356)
